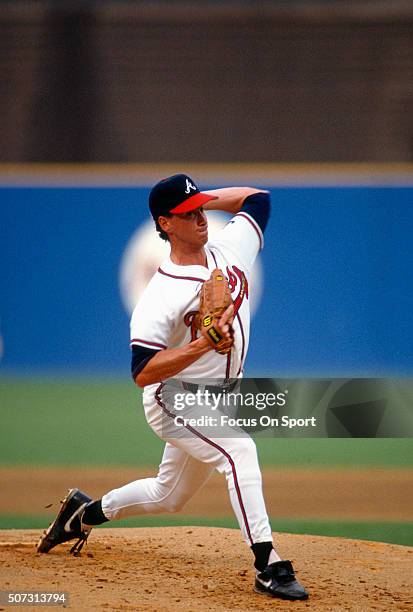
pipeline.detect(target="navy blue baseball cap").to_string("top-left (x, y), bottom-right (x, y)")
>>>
top-left (149, 173), bottom-right (217, 221)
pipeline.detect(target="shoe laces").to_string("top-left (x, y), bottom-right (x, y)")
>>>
top-left (262, 560), bottom-right (295, 583)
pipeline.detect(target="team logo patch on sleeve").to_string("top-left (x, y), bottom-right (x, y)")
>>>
top-left (203, 315), bottom-right (212, 327)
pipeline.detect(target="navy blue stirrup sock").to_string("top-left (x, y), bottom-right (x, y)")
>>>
top-left (82, 500), bottom-right (109, 525)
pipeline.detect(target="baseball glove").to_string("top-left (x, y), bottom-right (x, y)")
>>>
top-left (198, 268), bottom-right (234, 354)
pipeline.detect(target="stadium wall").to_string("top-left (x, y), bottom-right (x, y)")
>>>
top-left (1, 165), bottom-right (412, 376)
top-left (1, 1), bottom-right (413, 162)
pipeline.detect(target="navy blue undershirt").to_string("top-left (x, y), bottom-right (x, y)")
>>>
top-left (131, 345), bottom-right (158, 380)
top-left (240, 192), bottom-right (270, 232)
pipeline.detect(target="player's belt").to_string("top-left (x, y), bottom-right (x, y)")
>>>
top-left (181, 380), bottom-right (239, 395)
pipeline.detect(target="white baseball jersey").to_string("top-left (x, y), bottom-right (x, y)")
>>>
top-left (130, 211), bottom-right (264, 408)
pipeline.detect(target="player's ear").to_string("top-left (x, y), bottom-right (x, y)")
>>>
top-left (158, 215), bottom-right (173, 234)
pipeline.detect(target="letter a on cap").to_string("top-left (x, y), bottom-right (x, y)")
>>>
top-left (185, 179), bottom-right (197, 194)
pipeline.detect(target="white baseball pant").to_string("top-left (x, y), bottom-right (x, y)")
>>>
top-left (101, 390), bottom-right (273, 546)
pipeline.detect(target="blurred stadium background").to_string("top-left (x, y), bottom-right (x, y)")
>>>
top-left (1, 0), bottom-right (412, 546)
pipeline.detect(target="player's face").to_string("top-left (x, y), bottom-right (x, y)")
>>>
top-left (168, 207), bottom-right (209, 247)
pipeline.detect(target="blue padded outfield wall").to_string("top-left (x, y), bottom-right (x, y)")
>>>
top-left (1, 186), bottom-right (412, 376)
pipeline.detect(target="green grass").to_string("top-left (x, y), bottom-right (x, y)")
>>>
top-left (1, 378), bottom-right (413, 466)
top-left (2, 514), bottom-right (412, 547)
top-left (0, 378), bottom-right (160, 465)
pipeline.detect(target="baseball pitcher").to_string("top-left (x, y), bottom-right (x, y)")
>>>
top-left (37, 174), bottom-right (308, 601)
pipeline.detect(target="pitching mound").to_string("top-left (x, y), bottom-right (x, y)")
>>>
top-left (0, 528), bottom-right (412, 611)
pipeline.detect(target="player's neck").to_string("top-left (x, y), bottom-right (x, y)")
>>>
top-left (169, 245), bottom-right (207, 267)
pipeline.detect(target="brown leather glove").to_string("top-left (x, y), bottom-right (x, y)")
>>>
top-left (198, 268), bottom-right (234, 355)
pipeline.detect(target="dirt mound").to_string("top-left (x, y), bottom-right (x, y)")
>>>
top-left (0, 527), bottom-right (412, 611)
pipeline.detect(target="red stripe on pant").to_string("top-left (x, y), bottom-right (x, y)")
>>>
top-left (155, 383), bottom-right (254, 546)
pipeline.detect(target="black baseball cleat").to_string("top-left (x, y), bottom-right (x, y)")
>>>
top-left (254, 560), bottom-right (309, 601)
top-left (37, 488), bottom-right (92, 555)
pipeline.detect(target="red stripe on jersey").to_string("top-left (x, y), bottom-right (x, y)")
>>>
top-left (158, 268), bottom-right (204, 282)
top-left (236, 312), bottom-right (245, 376)
top-left (130, 338), bottom-right (166, 349)
top-left (235, 212), bottom-right (263, 249)
top-left (210, 249), bottom-right (218, 268)
top-left (225, 351), bottom-right (231, 379)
